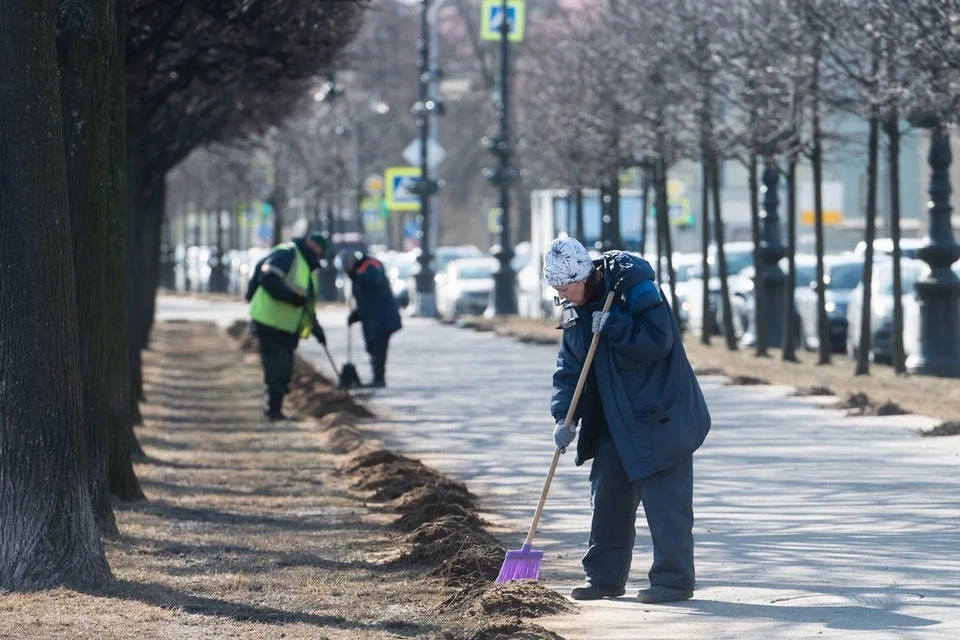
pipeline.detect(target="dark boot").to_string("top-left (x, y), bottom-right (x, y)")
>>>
top-left (264, 391), bottom-right (289, 421)
top-left (569, 582), bottom-right (626, 600)
top-left (636, 585), bottom-right (693, 604)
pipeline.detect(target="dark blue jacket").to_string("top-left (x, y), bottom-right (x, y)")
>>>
top-left (551, 251), bottom-right (711, 480)
top-left (349, 255), bottom-right (402, 344)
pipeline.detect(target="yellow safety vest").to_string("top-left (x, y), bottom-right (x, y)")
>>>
top-left (248, 242), bottom-right (317, 337)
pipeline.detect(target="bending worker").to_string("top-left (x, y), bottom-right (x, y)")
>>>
top-left (544, 236), bottom-right (711, 605)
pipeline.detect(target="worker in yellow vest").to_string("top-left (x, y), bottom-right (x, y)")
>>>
top-left (246, 232), bottom-right (328, 421)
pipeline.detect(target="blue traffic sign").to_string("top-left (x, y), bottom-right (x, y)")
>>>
top-left (481, 0), bottom-right (525, 42)
top-left (385, 166), bottom-right (422, 212)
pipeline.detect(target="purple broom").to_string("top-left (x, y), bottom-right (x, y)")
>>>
top-left (496, 291), bottom-right (615, 583)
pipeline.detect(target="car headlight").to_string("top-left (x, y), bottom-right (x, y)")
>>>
top-left (681, 301), bottom-right (691, 312)
top-left (825, 301), bottom-right (835, 313)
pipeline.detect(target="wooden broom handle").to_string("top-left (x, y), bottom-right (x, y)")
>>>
top-left (524, 290), bottom-right (616, 547)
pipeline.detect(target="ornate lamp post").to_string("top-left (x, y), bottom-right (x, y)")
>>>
top-left (906, 121), bottom-right (960, 377)
top-left (484, 0), bottom-right (518, 315)
top-left (743, 158), bottom-right (787, 347)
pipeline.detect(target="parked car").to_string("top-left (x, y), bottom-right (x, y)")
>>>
top-left (387, 256), bottom-right (416, 309)
top-left (846, 258), bottom-right (926, 363)
top-left (727, 255), bottom-right (812, 347)
top-left (405, 245), bottom-right (482, 311)
top-left (435, 257), bottom-right (499, 322)
top-left (685, 242), bottom-right (756, 337)
top-left (853, 238), bottom-right (926, 260)
top-left (795, 256), bottom-right (864, 352)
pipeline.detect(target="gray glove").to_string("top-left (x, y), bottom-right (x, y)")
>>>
top-left (553, 421), bottom-right (576, 453)
top-left (591, 308), bottom-right (618, 334)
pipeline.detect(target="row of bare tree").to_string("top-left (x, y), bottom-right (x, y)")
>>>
top-left (0, 0), bottom-right (367, 591)
top-left (519, 0), bottom-right (960, 375)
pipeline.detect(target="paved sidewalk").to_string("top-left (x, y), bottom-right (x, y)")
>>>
top-left (159, 296), bottom-right (960, 639)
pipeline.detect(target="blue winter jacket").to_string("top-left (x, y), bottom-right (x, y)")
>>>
top-left (551, 251), bottom-right (711, 480)
top-left (349, 255), bottom-right (402, 345)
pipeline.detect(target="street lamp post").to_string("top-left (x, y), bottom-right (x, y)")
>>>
top-left (486, 0), bottom-right (517, 315)
top-left (409, 0), bottom-right (440, 317)
top-left (906, 122), bottom-right (960, 377)
top-left (744, 158), bottom-right (786, 347)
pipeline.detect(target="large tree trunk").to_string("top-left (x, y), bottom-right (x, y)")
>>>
top-left (748, 153), bottom-right (767, 356)
top-left (0, 0), bottom-right (113, 589)
top-left (700, 160), bottom-right (712, 345)
top-left (712, 155), bottom-right (738, 350)
top-left (782, 157), bottom-right (799, 362)
top-left (140, 180), bottom-right (166, 349)
top-left (58, 0), bottom-right (131, 536)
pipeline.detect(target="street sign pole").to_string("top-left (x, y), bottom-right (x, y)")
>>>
top-left (412, 0), bottom-right (437, 317)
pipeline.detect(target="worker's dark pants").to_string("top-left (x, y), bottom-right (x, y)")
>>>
top-left (582, 437), bottom-right (695, 591)
top-left (366, 334), bottom-right (391, 383)
top-left (256, 325), bottom-right (297, 412)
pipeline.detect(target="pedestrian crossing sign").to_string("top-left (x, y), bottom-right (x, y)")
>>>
top-left (385, 166), bottom-right (422, 212)
top-left (481, 0), bottom-right (525, 42)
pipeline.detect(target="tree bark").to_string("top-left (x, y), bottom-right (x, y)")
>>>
top-left (574, 188), bottom-right (584, 241)
top-left (886, 38), bottom-right (906, 375)
top-left (641, 175), bottom-right (651, 257)
top-left (657, 159), bottom-right (680, 323)
top-left (812, 49), bottom-right (830, 365)
top-left (140, 181), bottom-right (166, 348)
top-left (856, 44), bottom-right (882, 376)
top-left (58, 0), bottom-right (132, 536)
top-left (0, 0), bottom-right (113, 589)
top-left (782, 157), bottom-right (799, 361)
top-left (700, 159), bottom-right (712, 345)
top-left (712, 155), bottom-right (738, 350)
top-left (748, 153), bottom-right (767, 356)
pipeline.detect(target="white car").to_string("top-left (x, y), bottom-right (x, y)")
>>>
top-left (846, 258), bottom-right (926, 363)
top-left (435, 257), bottom-right (499, 322)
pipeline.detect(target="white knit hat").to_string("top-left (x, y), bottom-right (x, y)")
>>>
top-left (543, 237), bottom-right (594, 287)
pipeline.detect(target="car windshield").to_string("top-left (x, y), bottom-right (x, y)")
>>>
top-left (713, 251), bottom-right (754, 275)
top-left (827, 263), bottom-right (862, 290)
top-left (877, 264), bottom-right (923, 295)
top-left (794, 266), bottom-right (817, 287)
top-left (456, 264), bottom-right (495, 280)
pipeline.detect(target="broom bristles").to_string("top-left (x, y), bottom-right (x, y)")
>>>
top-left (495, 543), bottom-right (543, 583)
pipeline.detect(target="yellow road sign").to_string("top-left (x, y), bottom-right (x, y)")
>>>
top-left (801, 210), bottom-right (843, 225)
top-left (488, 207), bottom-right (503, 234)
top-left (481, 0), bottom-right (525, 42)
top-left (384, 166), bottom-right (422, 212)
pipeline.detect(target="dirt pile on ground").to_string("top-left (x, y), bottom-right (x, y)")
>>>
top-left (443, 581), bottom-right (575, 619)
top-left (921, 421), bottom-right (960, 437)
top-left (339, 448), bottom-right (506, 587)
top-left (792, 385), bottom-right (835, 397)
top-left (693, 366), bottom-right (726, 376)
top-left (835, 392), bottom-right (909, 416)
top-left (727, 375), bottom-right (770, 386)
top-left (451, 620), bottom-right (566, 640)
top-left (287, 357), bottom-right (374, 420)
